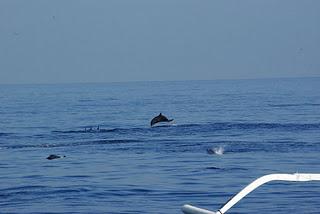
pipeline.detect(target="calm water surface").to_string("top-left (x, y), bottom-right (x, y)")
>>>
top-left (1, 78), bottom-right (320, 213)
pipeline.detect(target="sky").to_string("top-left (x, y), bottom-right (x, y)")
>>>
top-left (0, 0), bottom-right (319, 84)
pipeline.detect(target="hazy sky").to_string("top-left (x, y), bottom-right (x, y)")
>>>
top-left (0, 0), bottom-right (319, 84)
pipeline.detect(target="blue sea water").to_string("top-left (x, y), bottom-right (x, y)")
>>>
top-left (1, 78), bottom-right (320, 214)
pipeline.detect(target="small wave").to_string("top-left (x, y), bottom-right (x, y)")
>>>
top-left (99, 128), bottom-right (134, 133)
top-left (52, 127), bottom-right (148, 134)
top-left (0, 185), bottom-right (92, 199)
top-left (269, 103), bottom-right (320, 107)
top-left (177, 122), bottom-right (320, 131)
top-left (205, 166), bottom-right (221, 170)
top-left (52, 129), bottom-right (102, 134)
top-left (78, 99), bottom-right (94, 102)
top-left (230, 122), bottom-right (320, 130)
top-left (52, 130), bottom-right (87, 134)
top-left (0, 132), bottom-right (13, 137)
top-left (0, 185), bottom-right (47, 193)
top-left (52, 129), bottom-right (110, 134)
top-left (4, 139), bottom-right (140, 150)
top-left (206, 140), bottom-right (320, 154)
top-left (63, 175), bottom-right (93, 179)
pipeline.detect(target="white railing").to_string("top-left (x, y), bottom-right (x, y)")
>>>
top-left (182, 173), bottom-right (320, 214)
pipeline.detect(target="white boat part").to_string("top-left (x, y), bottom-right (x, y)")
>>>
top-left (182, 173), bottom-right (320, 214)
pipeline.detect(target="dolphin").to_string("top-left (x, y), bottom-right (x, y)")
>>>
top-left (150, 113), bottom-right (173, 127)
top-left (46, 154), bottom-right (66, 160)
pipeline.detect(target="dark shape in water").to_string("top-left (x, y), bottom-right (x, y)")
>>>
top-left (150, 113), bottom-right (173, 126)
top-left (46, 154), bottom-right (66, 160)
top-left (207, 148), bottom-right (215, 155)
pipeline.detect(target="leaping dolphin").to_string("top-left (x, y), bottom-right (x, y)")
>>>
top-left (150, 113), bottom-right (173, 127)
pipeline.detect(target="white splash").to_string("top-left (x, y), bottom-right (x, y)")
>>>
top-left (207, 146), bottom-right (225, 155)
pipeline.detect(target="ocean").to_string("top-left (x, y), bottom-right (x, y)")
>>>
top-left (1, 78), bottom-right (320, 214)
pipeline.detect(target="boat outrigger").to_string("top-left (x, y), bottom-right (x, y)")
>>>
top-left (181, 173), bottom-right (320, 214)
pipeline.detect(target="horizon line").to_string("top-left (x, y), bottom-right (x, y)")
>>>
top-left (0, 75), bottom-right (319, 86)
